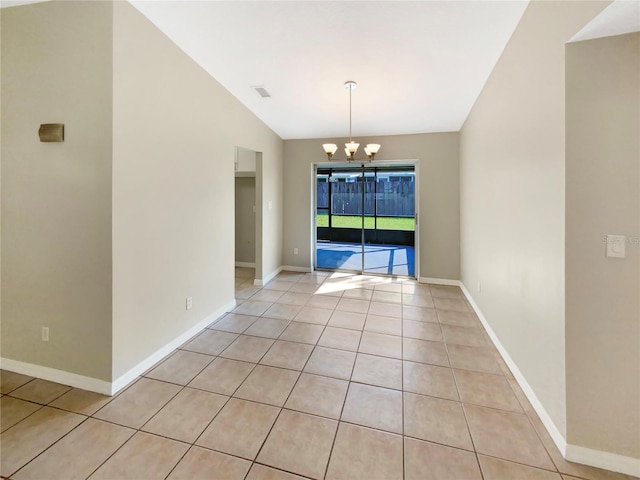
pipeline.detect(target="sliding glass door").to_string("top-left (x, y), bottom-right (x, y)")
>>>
top-left (316, 166), bottom-right (415, 277)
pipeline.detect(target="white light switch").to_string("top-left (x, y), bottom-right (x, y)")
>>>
top-left (606, 235), bottom-right (626, 258)
top-left (268, 201), bottom-right (272, 210)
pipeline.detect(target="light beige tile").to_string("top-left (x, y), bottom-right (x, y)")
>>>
top-left (404, 437), bottom-right (482, 480)
top-left (88, 431), bottom-right (188, 480)
top-left (342, 383), bottom-right (403, 434)
top-left (479, 455), bottom-right (561, 480)
top-left (188, 357), bottom-right (254, 395)
top-left (197, 398), bottom-right (279, 460)
top-left (403, 338), bottom-right (450, 367)
top-left (260, 340), bottom-right (314, 370)
top-left (454, 369), bottom-right (522, 412)
top-left (244, 317), bottom-right (290, 338)
top-left (263, 303), bottom-right (303, 321)
top-left (182, 329), bottom-right (238, 355)
top-left (233, 300), bottom-right (273, 316)
top-left (49, 388), bottom-right (112, 415)
top-left (358, 331), bottom-right (402, 359)
top-left (263, 280), bottom-right (296, 291)
top-left (326, 423), bottom-right (403, 480)
top-left (236, 286), bottom-right (261, 299)
top-left (13, 419), bottom-right (134, 480)
top-left (374, 282), bottom-right (403, 293)
top-left (0, 397), bottom-right (41, 433)
top-left (246, 464), bottom-right (307, 480)
top-left (234, 365), bottom-right (299, 406)
top-left (93, 378), bottom-right (181, 428)
top-left (167, 446), bottom-right (251, 480)
top-left (429, 285), bottom-right (464, 299)
top-left (328, 310), bottom-right (366, 330)
top-left (368, 301), bottom-right (402, 318)
top-left (0, 407), bottom-right (85, 478)
top-left (402, 293), bottom-right (435, 308)
top-left (294, 306), bottom-right (333, 325)
top-left (403, 361), bottom-right (459, 400)
top-left (299, 272), bottom-right (329, 284)
top-left (279, 321), bottom-right (324, 344)
top-left (403, 305), bottom-right (438, 323)
top-left (447, 344), bottom-right (502, 374)
top-left (10, 378), bottom-right (71, 405)
top-left (304, 346), bottom-right (356, 380)
top-left (464, 404), bottom-right (555, 470)
top-left (364, 315), bottom-right (402, 336)
top-left (404, 392), bottom-right (473, 450)
top-left (403, 319), bottom-right (443, 342)
top-left (257, 410), bottom-right (338, 479)
top-left (289, 282), bottom-right (320, 294)
top-left (403, 283), bottom-right (431, 296)
top-left (352, 354), bottom-right (402, 390)
top-left (554, 456), bottom-right (638, 480)
top-left (336, 297), bottom-right (370, 314)
top-left (342, 288), bottom-right (373, 300)
top-left (277, 291), bottom-right (312, 306)
top-left (318, 326), bottom-right (361, 351)
top-left (441, 325), bottom-right (488, 347)
top-left (372, 290), bottom-right (402, 304)
top-left (250, 289), bottom-right (285, 303)
top-left (209, 313), bottom-right (258, 333)
top-left (434, 297), bottom-right (469, 312)
top-left (0, 371), bottom-right (33, 394)
top-left (285, 373), bottom-right (348, 419)
top-left (141, 387), bottom-right (227, 443)
top-left (306, 294), bottom-right (340, 310)
top-left (220, 335), bottom-right (275, 363)
top-left (437, 309), bottom-right (480, 327)
top-left (145, 350), bottom-right (214, 385)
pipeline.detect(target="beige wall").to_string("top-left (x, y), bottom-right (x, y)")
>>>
top-left (235, 177), bottom-right (256, 264)
top-left (460, 0), bottom-right (608, 438)
top-left (566, 33), bottom-right (640, 458)
top-left (112, 2), bottom-right (283, 379)
top-left (283, 133), bottom-right (459, 279)
top-left (1, 1), bottom-right (114, 381)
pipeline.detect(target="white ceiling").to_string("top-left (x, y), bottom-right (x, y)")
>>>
top-left (570, 0), bottom-right (640, 43)
top-left (130, 1), bottom-right (529, 139)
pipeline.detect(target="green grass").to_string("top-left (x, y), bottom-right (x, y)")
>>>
top-left (316, 213), bottom-right (414, 231)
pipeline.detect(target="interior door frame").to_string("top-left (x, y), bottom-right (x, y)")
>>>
top-left (311, 159), bottom-right (420, 279)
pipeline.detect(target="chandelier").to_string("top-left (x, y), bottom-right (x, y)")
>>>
top-left (322, 81), bottom-right (380, 162)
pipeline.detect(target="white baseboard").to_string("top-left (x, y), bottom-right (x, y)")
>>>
top-left (0, 358), bottom-right (112, 395)
top-left (254, 266), bottom-right (282, 287)
top-left (110, 299), bottom-right (236, 394)
top-left (458, 282), bottom-right (568, 454)
top-left (1, 300), bottom-right (236, 397)
top-left (565, 444), bottom-right (640, 477)
top-left (419, 277), bottom-right (461, 286)
top-left (282, 265), bottom-right (312, 273)
top-left (459, 282), bottom-right (640, 478)
top-left (235, 262), bottom-right (256, 268)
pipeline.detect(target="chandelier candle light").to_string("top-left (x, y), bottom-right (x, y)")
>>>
top-left (322, 81), bottom-right (381, 162)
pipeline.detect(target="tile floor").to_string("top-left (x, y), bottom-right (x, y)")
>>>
top-left (0, 268), bottom-right (636, 480)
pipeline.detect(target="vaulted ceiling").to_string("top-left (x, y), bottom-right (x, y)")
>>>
top-left (130, 1), bottom-right (529, 139)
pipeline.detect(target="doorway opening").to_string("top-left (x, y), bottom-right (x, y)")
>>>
top-left (315, 165), bottom-right (416, 277)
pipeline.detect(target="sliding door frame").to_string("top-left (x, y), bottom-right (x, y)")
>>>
top-left (312, 159), bottom-right (420, 279)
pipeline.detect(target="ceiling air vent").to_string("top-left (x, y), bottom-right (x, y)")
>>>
top-left (252, 86), bottom-right (271, 98)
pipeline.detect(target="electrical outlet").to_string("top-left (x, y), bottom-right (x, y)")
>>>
top-left (186, 297), bottom-right (193, 310)
top-left (293, 247), bottom-right (299, 255)
top-left (41, 327), bottom-right (49, 342)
